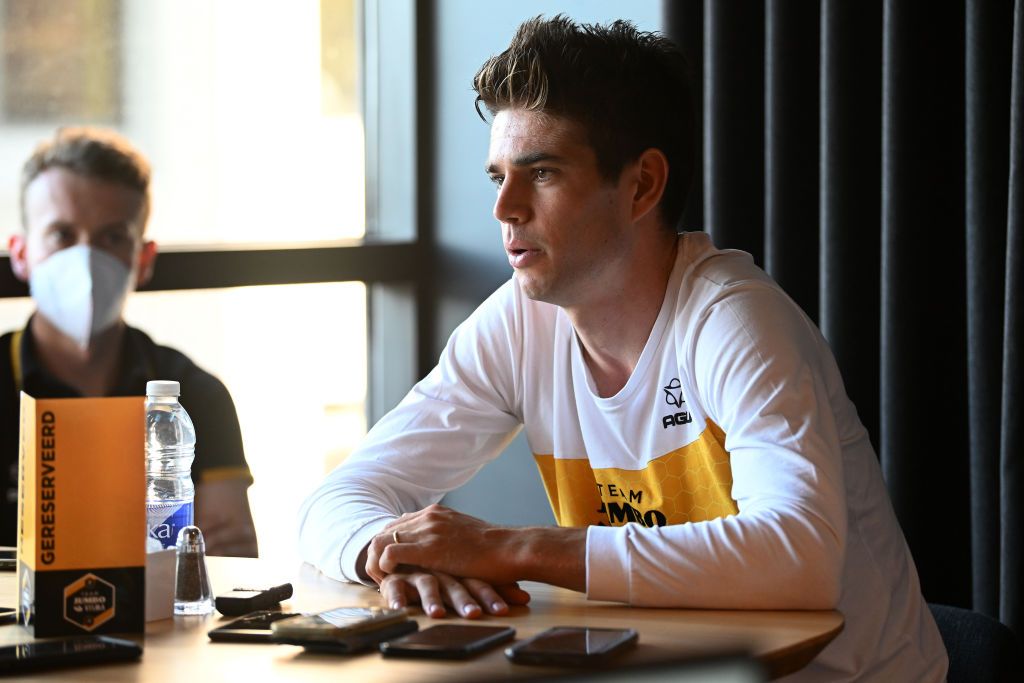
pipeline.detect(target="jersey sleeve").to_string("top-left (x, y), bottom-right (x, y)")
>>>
top-left (298, 282), bottom-right (525, 583)
top-left (587, 282), bottom-right (848, 609)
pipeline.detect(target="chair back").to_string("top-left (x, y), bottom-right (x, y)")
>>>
top-left (928, 603), bottom-right (1023, 683)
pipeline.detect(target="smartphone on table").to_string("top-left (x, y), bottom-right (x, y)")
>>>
top-left (270, 607), bottom-right (417, 654)
top-left (208, 610), bottom-right (304, 643)
top-left (0, 547), bottom-right (15, 571)
top-left (0, 636), bottom-right (142, 674)
top-left (380, 624), bottom-right (516, 659)
top-left (504, 626), bottom-right (638, 666)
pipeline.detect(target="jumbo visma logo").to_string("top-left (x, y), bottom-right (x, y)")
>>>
top-left (662, 378), bottom-right (692, 428)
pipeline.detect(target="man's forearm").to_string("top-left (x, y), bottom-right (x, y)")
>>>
top-left (505, 526), bottom-right (587, 592)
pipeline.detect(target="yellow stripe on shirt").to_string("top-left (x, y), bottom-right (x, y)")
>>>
top-left (533, 420), bottom-right (737, 528)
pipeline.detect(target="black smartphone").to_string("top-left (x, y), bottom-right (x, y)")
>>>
top-left (504, 626), bottom-right (638, 666)
top-left (380, 624), bottom-right (516, 660)
top-left (0, 547), bottom-right (15, 572)
top-left (0, 636), bottom-right (142, 674)
top-left (215, 584), bottom-right (293, 616)
top-left (208, 610), bottom-right (303, 643)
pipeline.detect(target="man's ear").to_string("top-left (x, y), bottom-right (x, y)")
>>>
top-left (8, 234), bottom-right (29, 283)
top-left (631, 148), bottom-right (670, 224)
top-left (135, 239), bottom-right (158, 288)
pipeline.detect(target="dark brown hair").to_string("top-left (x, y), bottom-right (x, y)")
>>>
top-left (20, 126), bottom-right (152, 230)
top-left (473, 15), bottom-right (694, 231)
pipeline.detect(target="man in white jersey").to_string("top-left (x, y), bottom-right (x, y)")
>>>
top-left (299, 16), bottom-right (947, 681)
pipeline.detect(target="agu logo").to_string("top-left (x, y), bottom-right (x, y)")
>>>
top-left (662, 378), bottom-right (692, 429)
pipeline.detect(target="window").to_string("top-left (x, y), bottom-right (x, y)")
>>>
top-left (123, 283), bottom-right (368, 553)
top-left (0, 0), bottom-right (425, 560)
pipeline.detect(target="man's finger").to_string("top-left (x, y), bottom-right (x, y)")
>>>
top-left (410, 573), bottom-right (446, 618)
top-left (435, 572), bottom-right (482, 619)
top-left (365, 534), bottom-right (390, 584)
top-left (495, 582), bottom-right (532, 606)
top-left (379, 536), bottom-right (416, 574)
top-left (380, 575), bottom-right (409, 611)
top-left (463, 578), bottom-right (508, 615)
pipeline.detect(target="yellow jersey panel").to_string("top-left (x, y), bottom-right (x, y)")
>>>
top-left (533, 420), bottom-right (737, 528)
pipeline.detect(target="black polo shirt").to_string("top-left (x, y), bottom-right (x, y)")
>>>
top-left (1, 322), bottom-right (252, 545)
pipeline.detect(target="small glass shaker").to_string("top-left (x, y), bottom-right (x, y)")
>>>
top-left (174, 526), bottom-right (214, 615)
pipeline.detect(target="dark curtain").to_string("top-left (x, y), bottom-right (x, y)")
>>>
top-left (666, 0), bottom-right (1023, 638)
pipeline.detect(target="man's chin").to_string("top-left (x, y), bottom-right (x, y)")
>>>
top-left (515, 272), bottom-right (547, 301)
top-left (515, 273), bottom-right (567, 306)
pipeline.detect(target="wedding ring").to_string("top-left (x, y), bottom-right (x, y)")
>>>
top-left (392, 530), bottom-right (401, 544)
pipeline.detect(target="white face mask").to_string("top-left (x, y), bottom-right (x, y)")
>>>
top-left (28, 245), bottom-right (134, 349)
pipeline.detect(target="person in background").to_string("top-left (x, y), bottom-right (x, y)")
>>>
top-left (299, 16), bottom-right (947, 682)
top-left (1, 126), bottom-right (258, 557)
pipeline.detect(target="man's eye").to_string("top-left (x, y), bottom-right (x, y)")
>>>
top-left (48, 229), bottom-right (74, 244)
top-left (490, 175), bottom-right (504, 188)
top-left (533, 168), bottom-right (551, 181)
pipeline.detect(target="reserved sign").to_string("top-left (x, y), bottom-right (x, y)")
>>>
top-left (17, 393), bottom-right (145, 637)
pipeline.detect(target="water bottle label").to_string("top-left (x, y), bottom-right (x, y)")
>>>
top-left (147, 501), bottom-right (194, 549)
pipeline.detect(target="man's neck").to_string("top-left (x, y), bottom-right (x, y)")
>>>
top-left (28, 315), bottom-right (126, 397)
top-left (566, 233), bottom-right (679, 398)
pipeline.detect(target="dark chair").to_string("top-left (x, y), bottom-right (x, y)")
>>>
top-left (929, 603), bottom-right (1023, 683)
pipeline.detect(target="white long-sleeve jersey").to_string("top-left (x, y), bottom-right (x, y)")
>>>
top-left (299, 231), bottom-right (947, 681)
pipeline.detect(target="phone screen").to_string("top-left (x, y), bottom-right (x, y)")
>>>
top-left (271, 607), bottom-right (407, 641)
top-left (506, 627), bottom-right (638, 665)
top-left (0, 636), bottom-right (142, 673)
top-left (315, 610), bottom-right (385, 626)
top-left (518, 627), bottom-right (632, 654)
top-left (381, 624), bottom-right (515, 658)
top-left (208, 611), bottom-right (302, 643)
top-left (0, 547), bottom-right (15, 572)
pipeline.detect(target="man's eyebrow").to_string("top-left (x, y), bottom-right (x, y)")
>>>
top-left (99, 221), bottom-right (133, 231)
top-left (485, 151), bottom-right (565, 174)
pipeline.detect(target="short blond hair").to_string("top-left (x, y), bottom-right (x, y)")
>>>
top-left (20, 126), bottom-right (151, 231)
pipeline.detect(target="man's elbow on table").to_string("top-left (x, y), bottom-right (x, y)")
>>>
top-left (734, 503), bottom-right (845, 610)
top-left (785, 560), bottom-right (843, 610)
top-left (757, 519), bottom-right (844, 610)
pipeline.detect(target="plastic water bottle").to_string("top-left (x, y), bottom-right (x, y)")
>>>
top-left (145, 380), bottom-right (196, 551)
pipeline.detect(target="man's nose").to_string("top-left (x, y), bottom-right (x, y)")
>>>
top-left (493, 177), bottom-right (531, 225)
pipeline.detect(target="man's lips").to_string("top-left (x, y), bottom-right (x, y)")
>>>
top-left (506, 245), bottom-right (542, 269)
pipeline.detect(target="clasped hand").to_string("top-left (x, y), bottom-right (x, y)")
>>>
top-left (364, 504), bottom-right (531, 618)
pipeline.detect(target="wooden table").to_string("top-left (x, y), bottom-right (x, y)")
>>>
top-left (1, 557), bottom-right (842, 681)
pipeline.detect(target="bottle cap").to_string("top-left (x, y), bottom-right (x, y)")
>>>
top-left (147, 380), bottom-right (181, 397)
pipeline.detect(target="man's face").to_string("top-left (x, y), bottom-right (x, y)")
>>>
top-left (486, 109), bottom-right (637, 308)
top-left (10, 166), bottom-right (155, 286)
